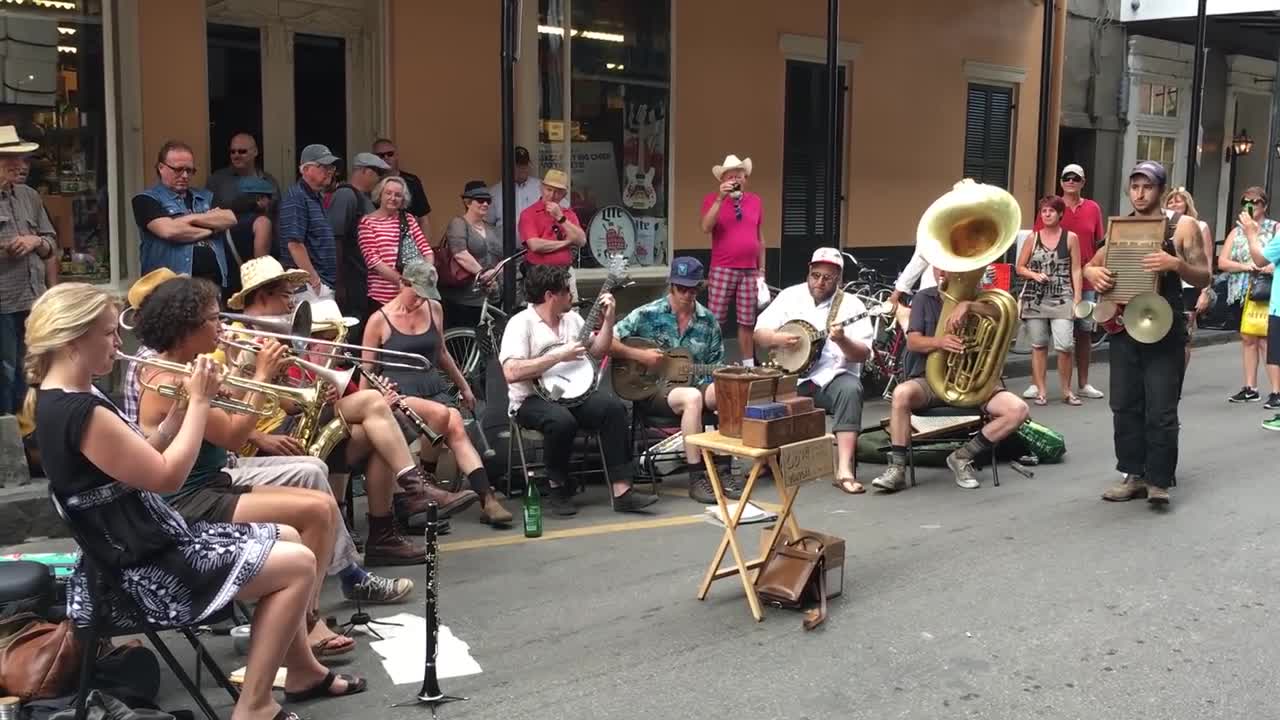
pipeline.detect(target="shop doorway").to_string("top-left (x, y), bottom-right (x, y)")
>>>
top-left (780, 59), bottom-right (848, 288)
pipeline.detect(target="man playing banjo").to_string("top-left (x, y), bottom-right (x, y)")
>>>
top-left (499, 264), bottom-right (659, 516)
top-left (754, 248), bottom-right (875, 494)
top-left (610, 256), bottom-right (740, 504)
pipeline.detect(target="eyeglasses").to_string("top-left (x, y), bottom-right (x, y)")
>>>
top-left (809, 271), bottom-right (839, 284)
top-left (1061, 174), bottom-right (1083, 183)
top-left (1242, 196), bottom-right (1264, 207)
top-left (733, 198), bottom-right (743, 221)
top-left (162, 162), bottom-right (197, 176)
top-left (230, 148), bottom-right (252, 155)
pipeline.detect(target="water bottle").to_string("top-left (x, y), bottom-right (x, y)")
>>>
top-left (523, 478), bottom-right (542, 538)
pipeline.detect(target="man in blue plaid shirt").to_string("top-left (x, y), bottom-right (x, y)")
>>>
top-left (612, 257), bottom-right (738, 503)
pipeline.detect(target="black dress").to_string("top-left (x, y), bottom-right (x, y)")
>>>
top-left (377, 307), bottom-right (451, 402)
top-left (35, 388), bottom-right (278, 628)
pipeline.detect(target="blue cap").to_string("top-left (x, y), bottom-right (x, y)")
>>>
top-left (669, 256), bottom-right (705, 287)
top-left (1130, 161), bottom-right (1167, 187)
top-left (238, 176), bottom-right (275, 196)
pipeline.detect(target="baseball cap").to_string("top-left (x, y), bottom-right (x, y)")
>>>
top-left (299, 143), bottom-right (339, 166)
top-left (809, 247), bottom-right (844, 269)
top-left (1129, 160), bottom-right (1167, 186)
top-left (669, 257), bottom-right (706, 287)
top-left (1061, 163), bottom-right (1085, 179)
top-left (352, 152), bottom-right (391, 171)
top-left (402, 260), bottom-right (441, 300)
top-left (514, 146), bottom-right (531, 165)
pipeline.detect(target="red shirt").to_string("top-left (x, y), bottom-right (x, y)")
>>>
top-left (1035, 197), bottom-right (1105, 289)
top-left (518, 202), bottom-right (582, 266)
top-left (703, 191), bottom-right (763, 269)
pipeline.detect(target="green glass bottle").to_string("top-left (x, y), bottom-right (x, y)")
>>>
top-left (523, 479), bottom-right (543, 538)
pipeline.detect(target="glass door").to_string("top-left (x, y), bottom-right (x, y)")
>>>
top-left (206, 24), bottom-right (264, 177)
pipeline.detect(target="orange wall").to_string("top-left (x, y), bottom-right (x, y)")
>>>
top-left (386, 0), bottom-right (502, 241)
top-left (136, 0), bottom-right (209, 186)
top-left (673, 0), bottom-right (1044, 251)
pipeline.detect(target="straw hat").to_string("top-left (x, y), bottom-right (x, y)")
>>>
top-left (543, 169), bottom-right (569, 191)
top-left (228, 256), bottom-right (309, 310)
top-left (712, 154), bottom-right (752, 181)
top-left (128, 268), bottom-right (181, 309)
top-left (0, 126), bottom-right (38, 155)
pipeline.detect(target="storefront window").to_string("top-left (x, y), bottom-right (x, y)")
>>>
top-left (538, 0), bottom-right (671, 270)
top-left (0, 1), bottom-right (109, 283)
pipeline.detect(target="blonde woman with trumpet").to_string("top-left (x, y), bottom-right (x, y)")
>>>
top-left (26, 283), bottom-right (366, 720)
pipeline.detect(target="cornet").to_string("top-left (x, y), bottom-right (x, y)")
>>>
top-left (118, 351), bottom-right (319, 417)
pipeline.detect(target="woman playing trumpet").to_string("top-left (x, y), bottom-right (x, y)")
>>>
top-left (361, 261), bottom-right (513, 526)
top-left (27, 283), bottom-right (366, 720)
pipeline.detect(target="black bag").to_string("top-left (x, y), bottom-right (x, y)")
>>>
top-left (0, 560), bottom-right (55, 620)
top-left (1251, 274), bottom-right (1271, 302)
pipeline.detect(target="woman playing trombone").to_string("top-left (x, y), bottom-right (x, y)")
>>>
top-left (27, 283), bottom-right (366, 720)
top-left (361, 260), bottom-right (514, 526)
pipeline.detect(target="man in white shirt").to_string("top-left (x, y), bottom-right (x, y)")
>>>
top-left (754, 248), bottom-right (875, 494)
top-left (487, 146), bottom-right (568, 232)
top-left (499, 264), bottom-right (659, 515)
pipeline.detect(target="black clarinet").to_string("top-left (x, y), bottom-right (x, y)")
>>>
top-left (364, 370), bottom-right (446, 447)
top-left (418, 502), bottom-right (445, 701)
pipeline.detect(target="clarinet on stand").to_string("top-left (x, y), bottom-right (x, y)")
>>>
top-left (394, 502), bottom-right (467, 716)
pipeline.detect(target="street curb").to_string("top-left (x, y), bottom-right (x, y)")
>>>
top-left (1001, 328), bottom-right (1238, 380)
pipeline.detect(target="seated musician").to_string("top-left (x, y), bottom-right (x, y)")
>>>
top-left (358, 261), bottom-right (514, 526)
top-left (28, 283), bottom-right (366, 720)
top-left (753, 248), bottom-right (874, 495)
top-left (223, 257), bottom-right (480, 555)
top-left (130, 273), bottom-right (363, 657)
top-left (609, 256), bottom-right (738, 504)
top-left (869, 267), bottom-right (1029, 492)
top-left (499, 264), bottom-right (659, 516)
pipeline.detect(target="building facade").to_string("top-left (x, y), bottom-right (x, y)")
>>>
top-left (22, 0), bottom-right (1050, 297)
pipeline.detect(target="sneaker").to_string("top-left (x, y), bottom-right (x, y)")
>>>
top-left (1147, 486), bottom-right (1170, 506)
top-left (1262, 415), bottom-right (1280, 432)
top-left (343, 574), bottom-right (414, 604)
top-left (1078, 384), bottom-right (1105, 399)
top-left (1265, 393), bottom-right (1280, 410)
top-left (1229, 387), bottom-right (1261, 403)
top-left (549, 490), bottom-right (578, 516)
top-left (613, 488), bottom-right (659, 513)
top-left (689, 472), bottom-right (717, 504)
top-left (946, 451), bottom-right (980, 489)
top-left (1101, 474), bottom-right (1147, 501)
top-left (870, 464), bottom-right (909, 492)
top-left (721, 468), bottom-right (744, 500)
top-left (1022, 385), bottom-right (1041, 399)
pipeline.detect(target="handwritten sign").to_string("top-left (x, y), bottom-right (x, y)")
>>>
top-left (778, 436), bottom-right (833, 488)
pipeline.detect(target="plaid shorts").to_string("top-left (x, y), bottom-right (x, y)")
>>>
top-left (706, 266), bottom-right (759, 326)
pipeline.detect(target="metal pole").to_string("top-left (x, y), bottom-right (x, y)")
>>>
top-left (824, 0), bottom-right (839, 250)
top-left (1266, 46), bottom-right (1280, 200)
top-left (1184, 0), bottom-right (1208, 193)
top-left (1034, 0), bottom-right (1055, 199)
top-left (500, 0), bottom-right (518, 311)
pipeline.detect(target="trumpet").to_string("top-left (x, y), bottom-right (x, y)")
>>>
top-left (118, 351), bottom-right (319, 418)
top-left (222, 303), bottom-right (432, 372)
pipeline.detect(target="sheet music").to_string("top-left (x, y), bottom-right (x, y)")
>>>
top-left (910, 414), bottom-right (980, 436)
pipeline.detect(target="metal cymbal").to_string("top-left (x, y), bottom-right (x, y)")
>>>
top-left (1073, 299), bottom-right (1096, 319)
top-left (1091, 299), bottom-right (1119, 323)
top-left (1121, 292), bottom-right (1173, 343)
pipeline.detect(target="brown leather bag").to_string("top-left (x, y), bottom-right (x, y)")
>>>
top-left (755, 534), bottom-right (828, 630)
top-left (0, 618), bottom-right (82, 700)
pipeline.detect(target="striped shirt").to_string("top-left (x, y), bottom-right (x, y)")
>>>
top-left (357, 212), bottom-right (434, 303)
top-left (277, 180), bottom-right (337, 287)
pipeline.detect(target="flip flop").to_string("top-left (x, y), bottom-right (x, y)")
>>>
top-left (309, 633), bottom-right (356, 658)
top-left (1034, 396), bottom-right (1048, 406)
top-left (832, 477), bottom-right (865, 494)
top-left (284, 671), bottom-right (368, 703)
top-left (1063, 394), bottom-right (1082, 406)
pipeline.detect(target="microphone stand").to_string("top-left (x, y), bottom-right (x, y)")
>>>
top-left (392, 502), bottom-right (467, 716)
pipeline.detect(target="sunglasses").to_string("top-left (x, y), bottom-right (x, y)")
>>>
top-left (230, 148), bottom-right (252, 155)
top-left (375, 151), bottom-right (396, 159)
top-left (1061, 174), bottom-right (1083, 183)
top-left (672, 284), bottom-right (701, 295)
top-left (162, 162), bottom-right (197, 176)
top-left (809, 271), bottom-right (839, 284)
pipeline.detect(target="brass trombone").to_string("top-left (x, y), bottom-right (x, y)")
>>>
top-left (221, 303), bottom-right (432, 371)
top-left (216, 337), bottom-right (358, 392)
top-left (118, 351), bottom-right (320, 417)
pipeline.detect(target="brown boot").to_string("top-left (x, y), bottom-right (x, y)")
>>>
top-left (397, 468), bottom-right (480, 518)
top-left (363, 513), bottom-right (426, 566)
top-left (1101, 474), bottom-right (1148, 502)
top-left (479, 490), bottom-right (513, 526)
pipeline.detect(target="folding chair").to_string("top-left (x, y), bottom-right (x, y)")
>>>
top-left (631, 407), bottom-right (719, 491)
top-left (49, 493), bottom-right (241, 720)
top-left (505, 415), bottom-right (614, 509)
top-left (905, 406), bottom-right (1000, 488)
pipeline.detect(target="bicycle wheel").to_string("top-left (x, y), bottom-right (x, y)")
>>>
top-left (443, 327), bottom-right (485, 401)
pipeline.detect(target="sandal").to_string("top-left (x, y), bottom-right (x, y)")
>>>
top-left (1063, 394), bottom-right (1082, 406)
top-left (310, 633), bottom-right (356, 658)
top-left (1034, 396), bottom-right (1048, 406)
top-left (270, 710), bottom-right (304, 720)
top-left (832, 477), bottom-right (865, 494)
top-left (284, 671), bottom-right (368, 703)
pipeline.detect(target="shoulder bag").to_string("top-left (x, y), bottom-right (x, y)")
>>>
top-left (433, 221), bottom-right (478, 289)
top-left (754, 534), bottom-right (828, 630)
top-left (0, 617), bottom-right (81, 700)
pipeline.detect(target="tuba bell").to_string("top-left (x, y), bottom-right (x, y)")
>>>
top-left (917, 179), bottom-right (1022, 407)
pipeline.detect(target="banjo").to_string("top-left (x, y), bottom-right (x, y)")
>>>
top-left (532, 254), bottom-right (629, 406)
top-left (771, 299), bottom-right (893, 375)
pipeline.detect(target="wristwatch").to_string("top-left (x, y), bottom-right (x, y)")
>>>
top-left (555, 216), bottom-right (567, 225)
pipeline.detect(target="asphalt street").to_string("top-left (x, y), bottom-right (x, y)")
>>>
top-left (8, 341), bottom-right (1279, 720)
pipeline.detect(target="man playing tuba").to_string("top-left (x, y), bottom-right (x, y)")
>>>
top-left (871, 267), bottom-right (1030, 491)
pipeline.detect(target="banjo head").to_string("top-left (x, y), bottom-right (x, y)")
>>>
top-left (771, 319), bottom-right (823, 373)
top-left (539, 357), bottom-right (598, 402)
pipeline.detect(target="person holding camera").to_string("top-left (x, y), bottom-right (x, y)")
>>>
top-left (701, 154), bottom-right (764, 366)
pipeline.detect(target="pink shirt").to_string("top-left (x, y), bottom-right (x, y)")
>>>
top-left (703, 191), bottom-right (763, 269)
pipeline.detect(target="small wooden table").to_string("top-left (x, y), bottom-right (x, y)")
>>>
top-left (685, 430), bottom-right (833, 622)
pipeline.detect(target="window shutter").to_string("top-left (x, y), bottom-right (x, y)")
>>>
top-left (963, 83), bottom-right (1013, 189)
top-left (782, 61), bottom-right (845, 239)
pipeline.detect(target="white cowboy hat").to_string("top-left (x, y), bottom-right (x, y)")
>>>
top-left (228, 256), bottom-right (310, 310)
top-left (0, 126), bottom-right (38, 154)
top-left (712, 154), bottom-right (753, 181)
